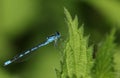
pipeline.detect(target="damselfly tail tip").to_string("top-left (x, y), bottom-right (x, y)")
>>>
top-left (4, 60), bottom-right (11, 66)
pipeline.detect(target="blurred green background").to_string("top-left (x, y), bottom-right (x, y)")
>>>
top-left (0, 0), bottom-right (120, 78)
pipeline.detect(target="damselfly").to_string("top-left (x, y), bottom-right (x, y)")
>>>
top-left (4, 32), bottom-right (61, 66)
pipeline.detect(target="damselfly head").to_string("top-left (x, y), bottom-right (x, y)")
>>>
top-left (55, 32), bottom-right (61, 38)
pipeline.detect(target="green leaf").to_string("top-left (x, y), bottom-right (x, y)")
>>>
top-left (56, 8), bottom-right (93, 78)
top-left (93, 28), bottom-right (116, 78)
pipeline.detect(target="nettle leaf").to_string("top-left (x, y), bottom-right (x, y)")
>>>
top-left (93, 29), bottom-right (116, 78)
top-left (56, 8), bottom-right (94, 78)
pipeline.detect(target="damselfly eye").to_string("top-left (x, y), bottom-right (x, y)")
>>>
top-left (55, 32), bottom-right (61, 38)
top-left (56, 32), bottom-right (60, 35)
